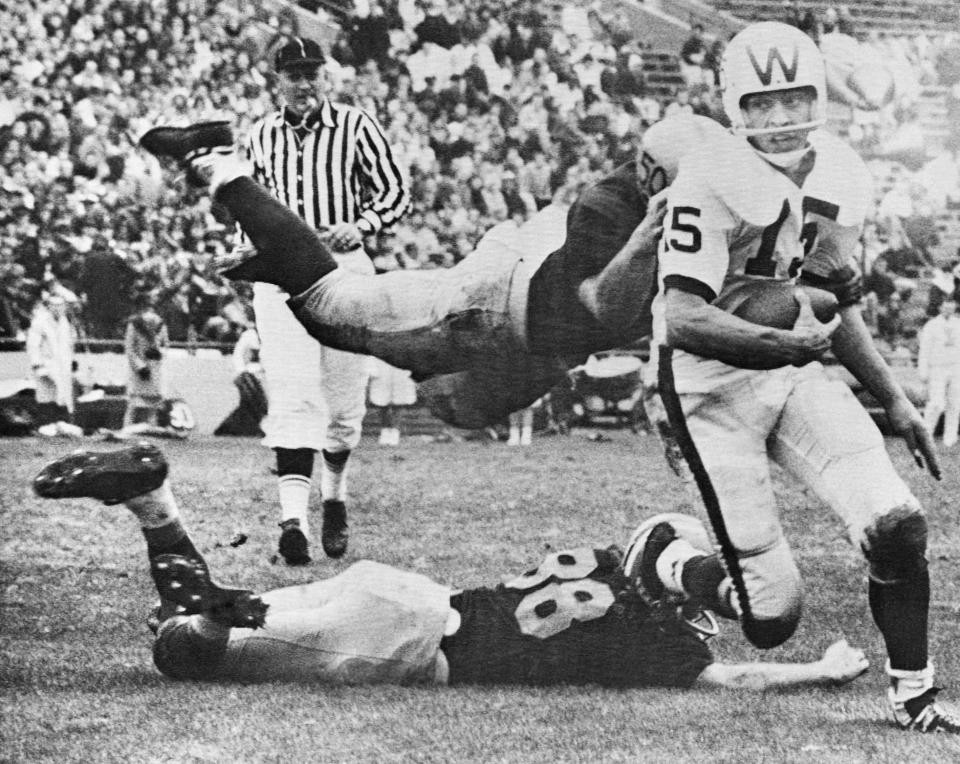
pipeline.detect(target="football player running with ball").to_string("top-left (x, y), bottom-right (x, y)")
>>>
top-left (33, 444), bottom-right (869, 693)
top-left (649, 21), bottom-right (955, 732)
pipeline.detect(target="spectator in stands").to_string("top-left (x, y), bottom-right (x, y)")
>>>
top-left (414, 1), bottom-right (460, 51)
top-left (519, 150), bottom-right (555, 211)
top-left (864, 256), bottom-right (899, 305)
top-left (664, 88), bottom-right (694, 119)
top-left (347, 1), bottom-right (392, 67)
top-left (927, 261), bottom-right (960, 317)
top-left (782, 0), bottom-right (803, 28)
top-left (876, 289), bottom-right (907, 347)
top-left (123, 295), bottom-right (168, 428)
top-left (822, 7), bottom-right (839, 35)
top-left (702, 38), bottom-right (725, 89)
top-left (679, 23), bottom-right (707, 88)
top-left (835, 5), bottom-right (856, 37)
top-left (917, 298), bottom-right (960, 447)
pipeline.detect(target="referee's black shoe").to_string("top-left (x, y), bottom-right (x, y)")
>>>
top-left (139, 121), bottom-right (234, 183)
top-left (321, 500), bottom-right (349, 558)
top-left (278, 519), bottom-right (312, 566)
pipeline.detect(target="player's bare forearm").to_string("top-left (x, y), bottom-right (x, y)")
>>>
top-left (832, 305), bottom-right (942, 478)
top-left (665, 290), bottom-right (824, 369)
top-left (831, 305), bottom-right (905, 408)
top-left (694, 640), bottom-right (869, 691)
top-left (577, 194), bottom-right (666, 330)
top-left (578, 214), bottom-right (663, 330)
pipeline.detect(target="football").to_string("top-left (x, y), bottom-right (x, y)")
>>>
top-left (715, 281), bottom-right (839, 330)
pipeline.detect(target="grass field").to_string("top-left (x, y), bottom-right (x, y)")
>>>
top-left (2, 430), bottom-right (959, 763)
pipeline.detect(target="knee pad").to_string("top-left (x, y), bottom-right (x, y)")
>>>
top-left (862, 506), bottom-right (928, 584)
top-left (734, 540), bottom-right (803, 649)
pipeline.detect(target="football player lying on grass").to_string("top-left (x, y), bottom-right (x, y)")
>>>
top-left (34, 443), bottom-right (868, 691)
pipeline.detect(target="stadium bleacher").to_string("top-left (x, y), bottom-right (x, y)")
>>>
top-left (710, 0), bottom-right (958, 34)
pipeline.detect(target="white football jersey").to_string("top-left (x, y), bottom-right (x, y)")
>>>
top-left (653, 129), bottom-right (873, 392)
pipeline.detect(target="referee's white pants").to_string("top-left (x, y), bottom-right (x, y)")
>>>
top-left (254, 250), bottom-right (374, 453)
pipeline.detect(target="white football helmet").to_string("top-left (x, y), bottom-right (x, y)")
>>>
top-left (720, 22), bottom-right (826, 137)
top-left (638, 115), bottom-right (730, 195)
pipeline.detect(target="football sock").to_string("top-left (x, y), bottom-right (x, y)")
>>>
top-left (276, 448), bottom-right (315, 535)
top-left (887, 661), bottom-right (934, 703)
top-left (214, 177), bottom-right (338, 293)
top-left (869, 572), bottom-right (930, 672)
top-left (125, 484), bottom-right (207, 600)
top-left (320, 449), bottom-right (350, 502)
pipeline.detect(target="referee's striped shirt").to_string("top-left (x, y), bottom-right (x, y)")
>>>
top-left (244, 99), bottom-right (410, 235)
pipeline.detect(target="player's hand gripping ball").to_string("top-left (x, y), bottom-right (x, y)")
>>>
top-left (715, 281), bottom-right (839, 330)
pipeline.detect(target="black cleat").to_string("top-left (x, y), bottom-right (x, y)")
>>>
top-left (33, 442), bottom-right (168, 505)
top-left (139, 121), bottom-right (233, 163)
top-left (321, 500), bottom-right (349, 559)
top-left (278, 521), bottom-right (311, 565)
top-left (150, 554), bottom-right (268, 629)
top-left (891, 688), bottom-right (960, 733)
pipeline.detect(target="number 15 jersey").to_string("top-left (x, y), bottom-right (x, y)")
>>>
top-left (441, 547), bottom-right (713, 688)
top-left (654, 129), bottom-right (873, 392)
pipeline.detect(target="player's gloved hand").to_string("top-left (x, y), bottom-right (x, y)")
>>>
top-left (787, 288), bottom-right (841, 366)
top-left (626, 189), bottom-right (668, 254)
top-left (137, 367), bottom-right (152, 381)
top-left (885, 396), bottom-right (942, 480)
top-left (818, 639), bottom-right (869, 685)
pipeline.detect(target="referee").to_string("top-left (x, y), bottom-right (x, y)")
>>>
top-left (244, 37), bottom-right (410, 563)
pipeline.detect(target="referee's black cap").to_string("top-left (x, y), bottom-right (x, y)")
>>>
top-left (275, 37), bottom-right (326, 71)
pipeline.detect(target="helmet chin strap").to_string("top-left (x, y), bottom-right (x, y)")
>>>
top-left (751, 144), bottom-right (813, 169)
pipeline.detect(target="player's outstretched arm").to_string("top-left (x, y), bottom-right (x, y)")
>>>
top-left (577, 190), bottom-right (668, 328)
top-left (831, 304), bottom-right (942, 480)
top-left (664, 288), bottom-right (840, 370)
top-left (693, 639), bottom-right (869, 691)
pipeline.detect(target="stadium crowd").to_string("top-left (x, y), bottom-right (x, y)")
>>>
top-left (1, 0), bottom-right (958, 359)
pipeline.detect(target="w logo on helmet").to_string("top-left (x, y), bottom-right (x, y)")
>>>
top-left (746, 45), bottom-right (799, 86)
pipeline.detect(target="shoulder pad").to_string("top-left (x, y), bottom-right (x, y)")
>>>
top-left (677, 137), bottom-right (790, 226)
top-left (808, 131), bottom-right (873, 225)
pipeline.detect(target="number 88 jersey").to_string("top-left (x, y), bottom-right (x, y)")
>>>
top-left (441, 547), bottom-right (713, 688)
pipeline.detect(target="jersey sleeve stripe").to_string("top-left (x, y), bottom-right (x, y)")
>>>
top-left (663, 275), bottom-right (717, 304)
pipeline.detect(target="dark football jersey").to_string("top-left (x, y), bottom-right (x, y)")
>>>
top-left (525, 162), bottom-right (654, 360)
top-left (442, 547), bottom-right (713, 688)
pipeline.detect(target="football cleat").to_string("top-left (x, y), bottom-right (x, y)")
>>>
top-left (139, 121), bottom-right (234, 186)
top-left (278, 520), bottom-right (311, 566)
top-left (321, 500), bottom-right (349, 559)
top-left (150, 554), bottom-right (268, 629)
top-left (33, 442), bottom-right (168, 505)
top-left (890, 688), bottom-right (960, 734)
